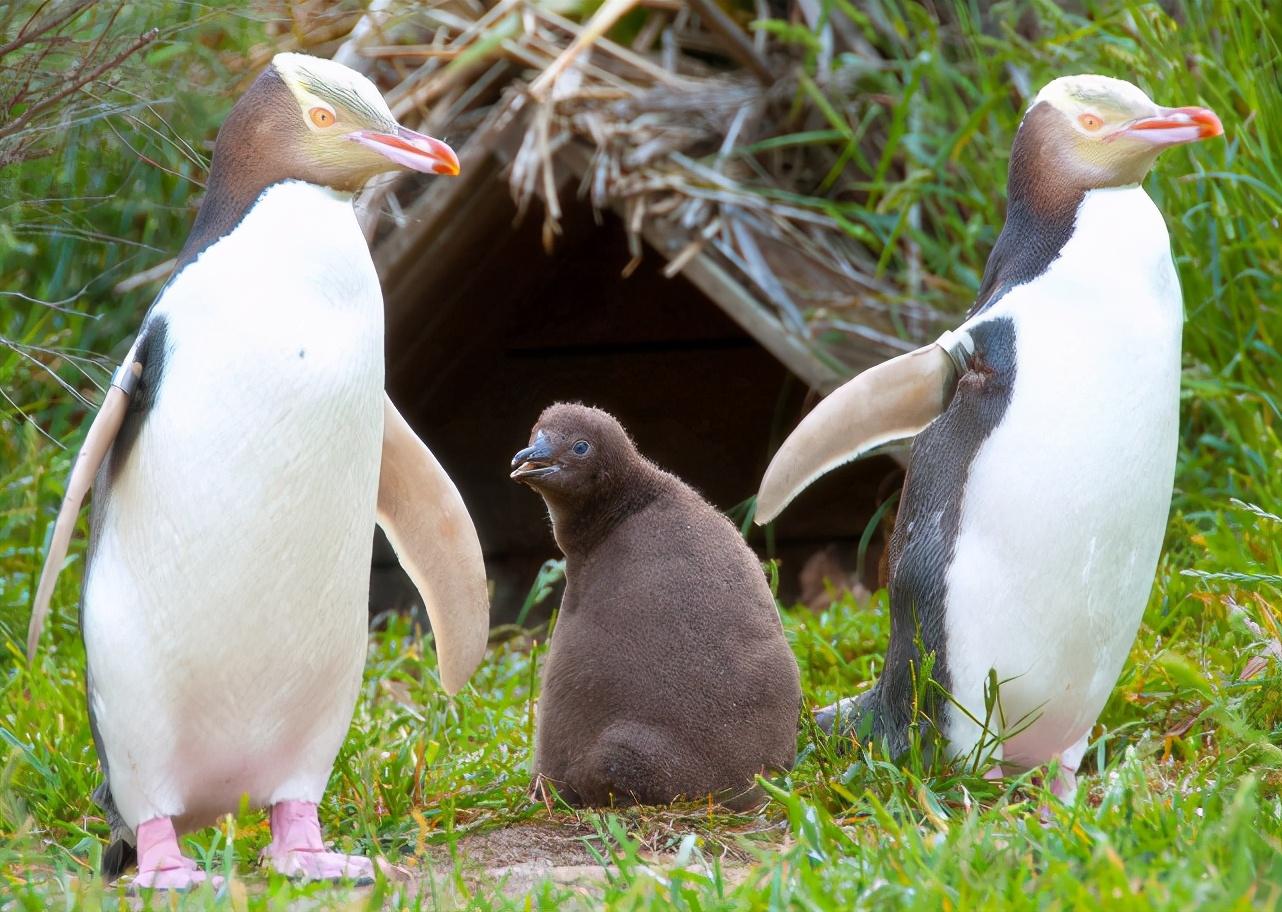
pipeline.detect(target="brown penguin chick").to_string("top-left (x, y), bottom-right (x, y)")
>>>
top-left (511, 403), bottom-right (801, 810)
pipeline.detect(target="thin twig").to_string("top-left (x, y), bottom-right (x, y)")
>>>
top-left (0, 27), bottom-right (158, 143)
top-left (0, 0), bottom-right (92, 61)
top-left (528, 0), bottom-right (641, 101)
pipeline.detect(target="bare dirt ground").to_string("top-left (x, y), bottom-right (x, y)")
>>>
top-left (422, 820), bottom-right (610, 898)
top-left (411, 817), bottom-right (767, 903)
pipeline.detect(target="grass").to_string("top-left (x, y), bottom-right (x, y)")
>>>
top-left (2, 0), bottom-right (1281, 908)
top-left (2, 592), bottom-right (1279, 909)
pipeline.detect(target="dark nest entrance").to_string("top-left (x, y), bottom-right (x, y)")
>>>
top-left (375, 191), bottom-right (903, 624)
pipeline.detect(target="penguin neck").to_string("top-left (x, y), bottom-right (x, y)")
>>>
top-left (178, 172), bottom-right (354, 273)
top-left (972, 119), bottom-right (1091, 314)
top-left (176, 69), bottom-right (354, 272)
top-left (973, 102), bottom-right (1164, 315)
top-left (547, 462), bottom-right (667, 560)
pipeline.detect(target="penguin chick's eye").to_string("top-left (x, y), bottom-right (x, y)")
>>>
top-left (1078, 113), bottom-right (1103, 132)
top-left (572, 440), bottom-right (591, 456)
top-left (309, 107), bottom-right (336, 128)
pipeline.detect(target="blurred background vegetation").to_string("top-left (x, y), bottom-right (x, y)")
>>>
top-left (0, 0), bottom-right (1278, 907)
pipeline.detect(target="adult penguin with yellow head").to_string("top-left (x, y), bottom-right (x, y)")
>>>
top-left (756, 75), bottom-right (1223, 797)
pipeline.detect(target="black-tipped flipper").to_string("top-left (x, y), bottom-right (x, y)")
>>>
top-left (93, 780), bottom-right (136, 881)
top-left (108, 316), bottom-right (169, 484)
top-left (87, 668), bottom-right (136, 881)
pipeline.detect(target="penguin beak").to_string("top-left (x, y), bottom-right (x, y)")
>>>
top-left (1121, 106), bottom-right (1223, 146)
top-left (511, 431), bottom-right (560, 481)
top-left (350, 126), bottom-right (461, 176)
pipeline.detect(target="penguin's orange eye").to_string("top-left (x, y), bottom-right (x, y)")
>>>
top-left (1078, 113), bottom-right (1104, 132)
top-left (309, 107), bottom-right (335, 128)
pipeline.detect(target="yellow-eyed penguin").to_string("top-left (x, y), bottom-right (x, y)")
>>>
top-left (754, 76), bottom-right (1222, 797)
top-left (27, 53), bottom-right (490, 888)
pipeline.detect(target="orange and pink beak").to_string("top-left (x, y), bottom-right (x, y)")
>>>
top-left (350, 126), bottom-right (460, 176)
top-left (1121, 106), bottom-right (1223, 147)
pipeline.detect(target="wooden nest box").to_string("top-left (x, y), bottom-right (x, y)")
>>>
top-left (335, 1), bottom-right (949, 621)
top-left (368, 101), bottom-right (934, 623)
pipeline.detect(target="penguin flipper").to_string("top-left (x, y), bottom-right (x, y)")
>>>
top-left (93, 780), bottom-right (137, 881)
top-left (27, 357), bottom-right (143, 662)
top-left (376, 394), bottom-right (489, 694)
top-left (101, 839), bottom-right (137, 881)
top-left (87, 670), bottom-right (136, 880)
top-left (754, 332), bottom-right (973, 525)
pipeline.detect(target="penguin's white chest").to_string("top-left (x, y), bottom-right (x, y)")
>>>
top-left (943, 187), bottom-right (1182, 766)
top-left (83, 181), bottom-right (385, 831)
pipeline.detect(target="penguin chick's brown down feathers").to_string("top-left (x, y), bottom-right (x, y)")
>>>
top-left (511, 403), bottom-right (801, 810)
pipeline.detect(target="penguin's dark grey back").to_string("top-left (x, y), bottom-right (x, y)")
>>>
top-left (869, 315), bottom-right (1018, 754)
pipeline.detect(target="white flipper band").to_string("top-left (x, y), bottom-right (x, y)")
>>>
top-left (935, 328), bottom-right (975, 378)
top-left (376, 395), bottom-right (490, 694)
top-left (754, 329), bottom-right (974, 525)
top-left (27, 355), bottom-right (143, 662)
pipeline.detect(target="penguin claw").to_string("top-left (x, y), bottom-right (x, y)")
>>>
top-left (268, 850), bottom-right (377, 884)
top-left (814, 695), bottom-right (867, 739)
top-left (813, 703), bottom-right (840, 734)
top-left (263, 800), bottom-right (404, 885)
top-left (129, 865), bottom-right (222, 892)
top-left (1050, 767), bottom-right (1078, 802)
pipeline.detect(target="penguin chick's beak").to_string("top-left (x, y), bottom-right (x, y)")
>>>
top-left (1120, 106), bottom-right (1223, 147)
top-left (511, 431), bottom-right (560, 482)
top-left (349, 126), bottom-right (461, 175)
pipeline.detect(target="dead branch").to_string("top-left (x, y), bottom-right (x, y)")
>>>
top-left (0, 27), bottom-right (158, 146)
top-left (0, 0), bottom-right (94, 61)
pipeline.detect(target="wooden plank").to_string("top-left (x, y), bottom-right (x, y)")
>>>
top-left (374, 111), bottom-right (881, 395)
top-left (551, 142), bottom-right (855, 393)
top-left (653, 237), bottom-right (845, 394)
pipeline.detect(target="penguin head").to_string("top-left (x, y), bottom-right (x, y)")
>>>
top-left (510, 403), bottom-right (642, 507)
top-left (211, 52), bottom-right (459, 193)
top-left (1021, 75), bottom-right (1222, 189)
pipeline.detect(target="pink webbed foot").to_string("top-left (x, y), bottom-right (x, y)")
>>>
top-left (264, 800), bottom-right (382, 883)
top-left (1035, 761), bottom-right (1079, 822)
top-left (1050, 764), bottom-right (1078, 802)
top-left (130, 817), bottom-right (222, 891)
